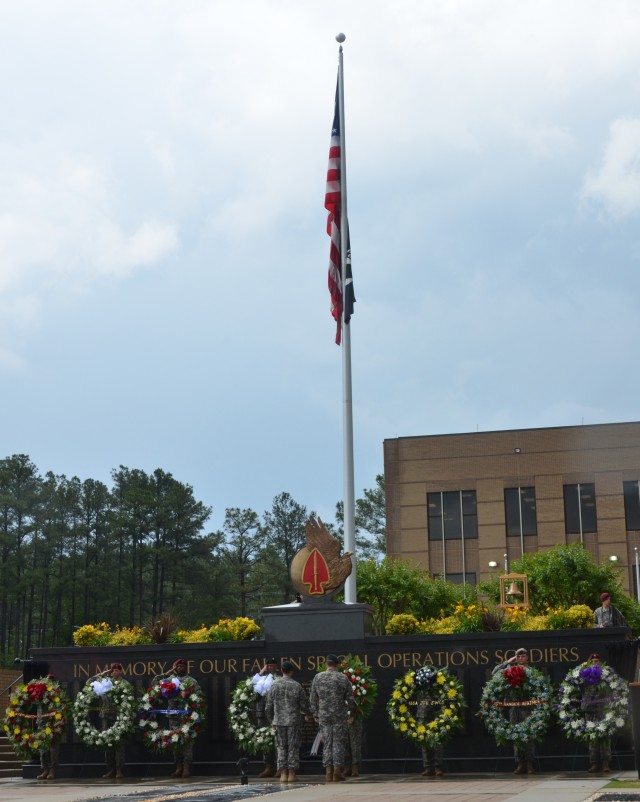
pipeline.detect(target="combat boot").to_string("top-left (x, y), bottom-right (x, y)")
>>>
top-left (36, 770), bottom-right (49, 780)
top-left (170, 764), bottom-right (183, 778)
top-left (333, 766), bottom-right (347, 781)
top-left (288, 770), bottom-right (297, 782)
top-left (46, 769), bottom-right (56, 780)
top-left (259, 764), bottom-right (275, 778)
top-left (527, 762), bottom-right (536, 775)
top-left (351, 763), bottom-right (359, 777)
top-left (182, 762), bottom-right (191, 779)
top-left (513, 763), bottom-right (526, 775)
top-left (602, 762), bottom-right (610, 773)
top-left (102, 770), bottom-right (116, 779)
top-left (325, 765), bottom-right (334, 782)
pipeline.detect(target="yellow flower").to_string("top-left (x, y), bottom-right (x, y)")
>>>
top-left (54, 697), bottom-right (60, 703)
top-left (45, 727), bottom-right (51, 735)
top-left (22, 733), bottom-right (30, 740)
top-left (398, 704), bottom-right (408, 713)
top-left (447, 689), bottom-right (458, 698)
top-left (54, 713), bottom-right (61, 720)
top-left (428, 720), bottom-right (437, 729)
top-left (437, 674), bottom-right (446, 685)
top-left (404, 675), bottom-right (414, 684)
top-left (417, 725), bottom-right (426, 734)
top-left (444, 708), bottom-right (453, 717)
top-left (392, 690), bottom-right (402, 700)
top-left (13, 728), bottom-right (20, 735)
top-left (399, 723), bottom-right (408, 732)
top-left (7, 710), bottom-right (15, 718)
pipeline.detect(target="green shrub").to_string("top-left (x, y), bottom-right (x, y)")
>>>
top-left (421, 616), bottom-right (457, 634)
top-left (520, 614), bottom-right (549, 631)
top-left (563, 604), bottom-right (593, 629)
top-left (500, 606), bottom-right (529, 632)
top-left (109, 626), bottom-right (151, 645)
top-left (73, 623), bottom-right (111, 646)
top-left (386, 613), bottom-right (421, 635)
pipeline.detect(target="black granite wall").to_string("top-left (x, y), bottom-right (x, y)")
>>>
top-left (26, 627), bottom-right (637, 777)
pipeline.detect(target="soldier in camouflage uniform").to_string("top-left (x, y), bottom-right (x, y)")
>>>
top-left (251, 657), bottom-right (279, 777)
top-left (344, 716), bottom-right (363, 777)
top-left (101, 663), bottom-right (130, 779)
top-left (310, 653), bottom-right (356, 783)
top-left (165, 658), bottom-right (201, 779)
top-left (265, 661), bottom-right (310, 782)
top-left (492, 648), bottom-right (536, 775)
top-left (582, 653), bottom-right (612, 773)
top-left (415, 694), bottom-right (443, 776)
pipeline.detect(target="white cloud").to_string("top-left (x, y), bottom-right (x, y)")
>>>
top-left (582, 118), bottom-right (640, 217)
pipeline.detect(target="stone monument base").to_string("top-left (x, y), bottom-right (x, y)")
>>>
top-left (262, 601), bottom-right (374, 642)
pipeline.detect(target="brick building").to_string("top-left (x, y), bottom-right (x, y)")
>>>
top-left (384, 421), bottom-right (640, 593)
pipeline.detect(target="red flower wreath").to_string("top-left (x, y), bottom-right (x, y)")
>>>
top-left (503, 665), bottom-right (526, 688)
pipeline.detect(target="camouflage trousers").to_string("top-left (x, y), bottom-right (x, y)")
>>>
top-left (274, 724), bottom-right (302, 770)
top-left (345, 717), bottom-right (363, 765)
top-left (40, 743), bottom-right (60, 770)
top-left (105, 744), bottom-right (125, 771)
top-left (588, 738), bottom-right (611, 765)
top-left (421, 744), bottom-right (443, 770)
top-left (172, 740), bottom-right (193, 765)
top-left (168, 715), bottom-right (194, 764)
top-left (319, 719), bottom-right (348, 768)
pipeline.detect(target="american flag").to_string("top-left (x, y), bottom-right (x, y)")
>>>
top-left (325, 81), bottom-right (355, 345)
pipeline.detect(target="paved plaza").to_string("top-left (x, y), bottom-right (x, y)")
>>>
top-left (0, 772), bottom-right (638, 802)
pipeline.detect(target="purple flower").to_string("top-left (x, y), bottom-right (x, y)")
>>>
top-left (579, 665), bottom-right (602, 686)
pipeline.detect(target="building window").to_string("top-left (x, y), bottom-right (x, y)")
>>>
top-left (504, 487), bottom-right (537, 538)
top-left (445, 572), bottom-right (477, 586)
top-left (563, 483), bottom-right (597, 537)
top-left (427, 491), bottom-right (478, 540)
top-left (623, 481), bottom-right (640, 531)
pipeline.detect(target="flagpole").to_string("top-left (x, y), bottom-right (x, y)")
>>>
top-left (336, 34), bottom-right (357, 604)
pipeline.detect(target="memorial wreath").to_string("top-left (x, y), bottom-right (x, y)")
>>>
top-left (3, 677), bottom-right (69, 760)
top-left (138, 676), bottom-right (206, 751)
top-left (227, 677), bottom-right (275, 755)
top-left (387, 666), bottom-right (466, 749)
top-left (557, 661), bottom-right (629, 742)
top-left (479, 664), bottom-right (553, 746)
top-left (337, 655), bottom-right (378, 717)
top-left (73, 677), bottom-right (136, 748)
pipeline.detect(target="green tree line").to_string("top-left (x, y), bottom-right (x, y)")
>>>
top-left (0, 455), bottom-right (385, 666)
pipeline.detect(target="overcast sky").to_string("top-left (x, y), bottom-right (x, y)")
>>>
top-left (2, 0), bottom-right (640, 530)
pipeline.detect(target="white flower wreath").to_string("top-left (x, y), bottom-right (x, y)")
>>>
top-left (557, 662), bottom-right (629, 742)
top-left (227, 677), bottom-right (275, 755)
top-left (73, 679), bottom-right (136, 749)
top-left (138, 677), bottom-right (206, 752)
top-left (479, 665), bottom-right (552, 747)
top-left (387, 667), bottom-right (466, 749)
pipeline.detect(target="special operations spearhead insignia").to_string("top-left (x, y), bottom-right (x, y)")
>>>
top-left (290, 516), bottom-right (353, 602)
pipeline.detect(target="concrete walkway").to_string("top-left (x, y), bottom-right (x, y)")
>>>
top-left (0, 772), bottom-right (634, 802)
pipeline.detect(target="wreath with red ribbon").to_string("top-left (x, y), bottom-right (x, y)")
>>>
top-left (3, 677), bottom-right (69, 760)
